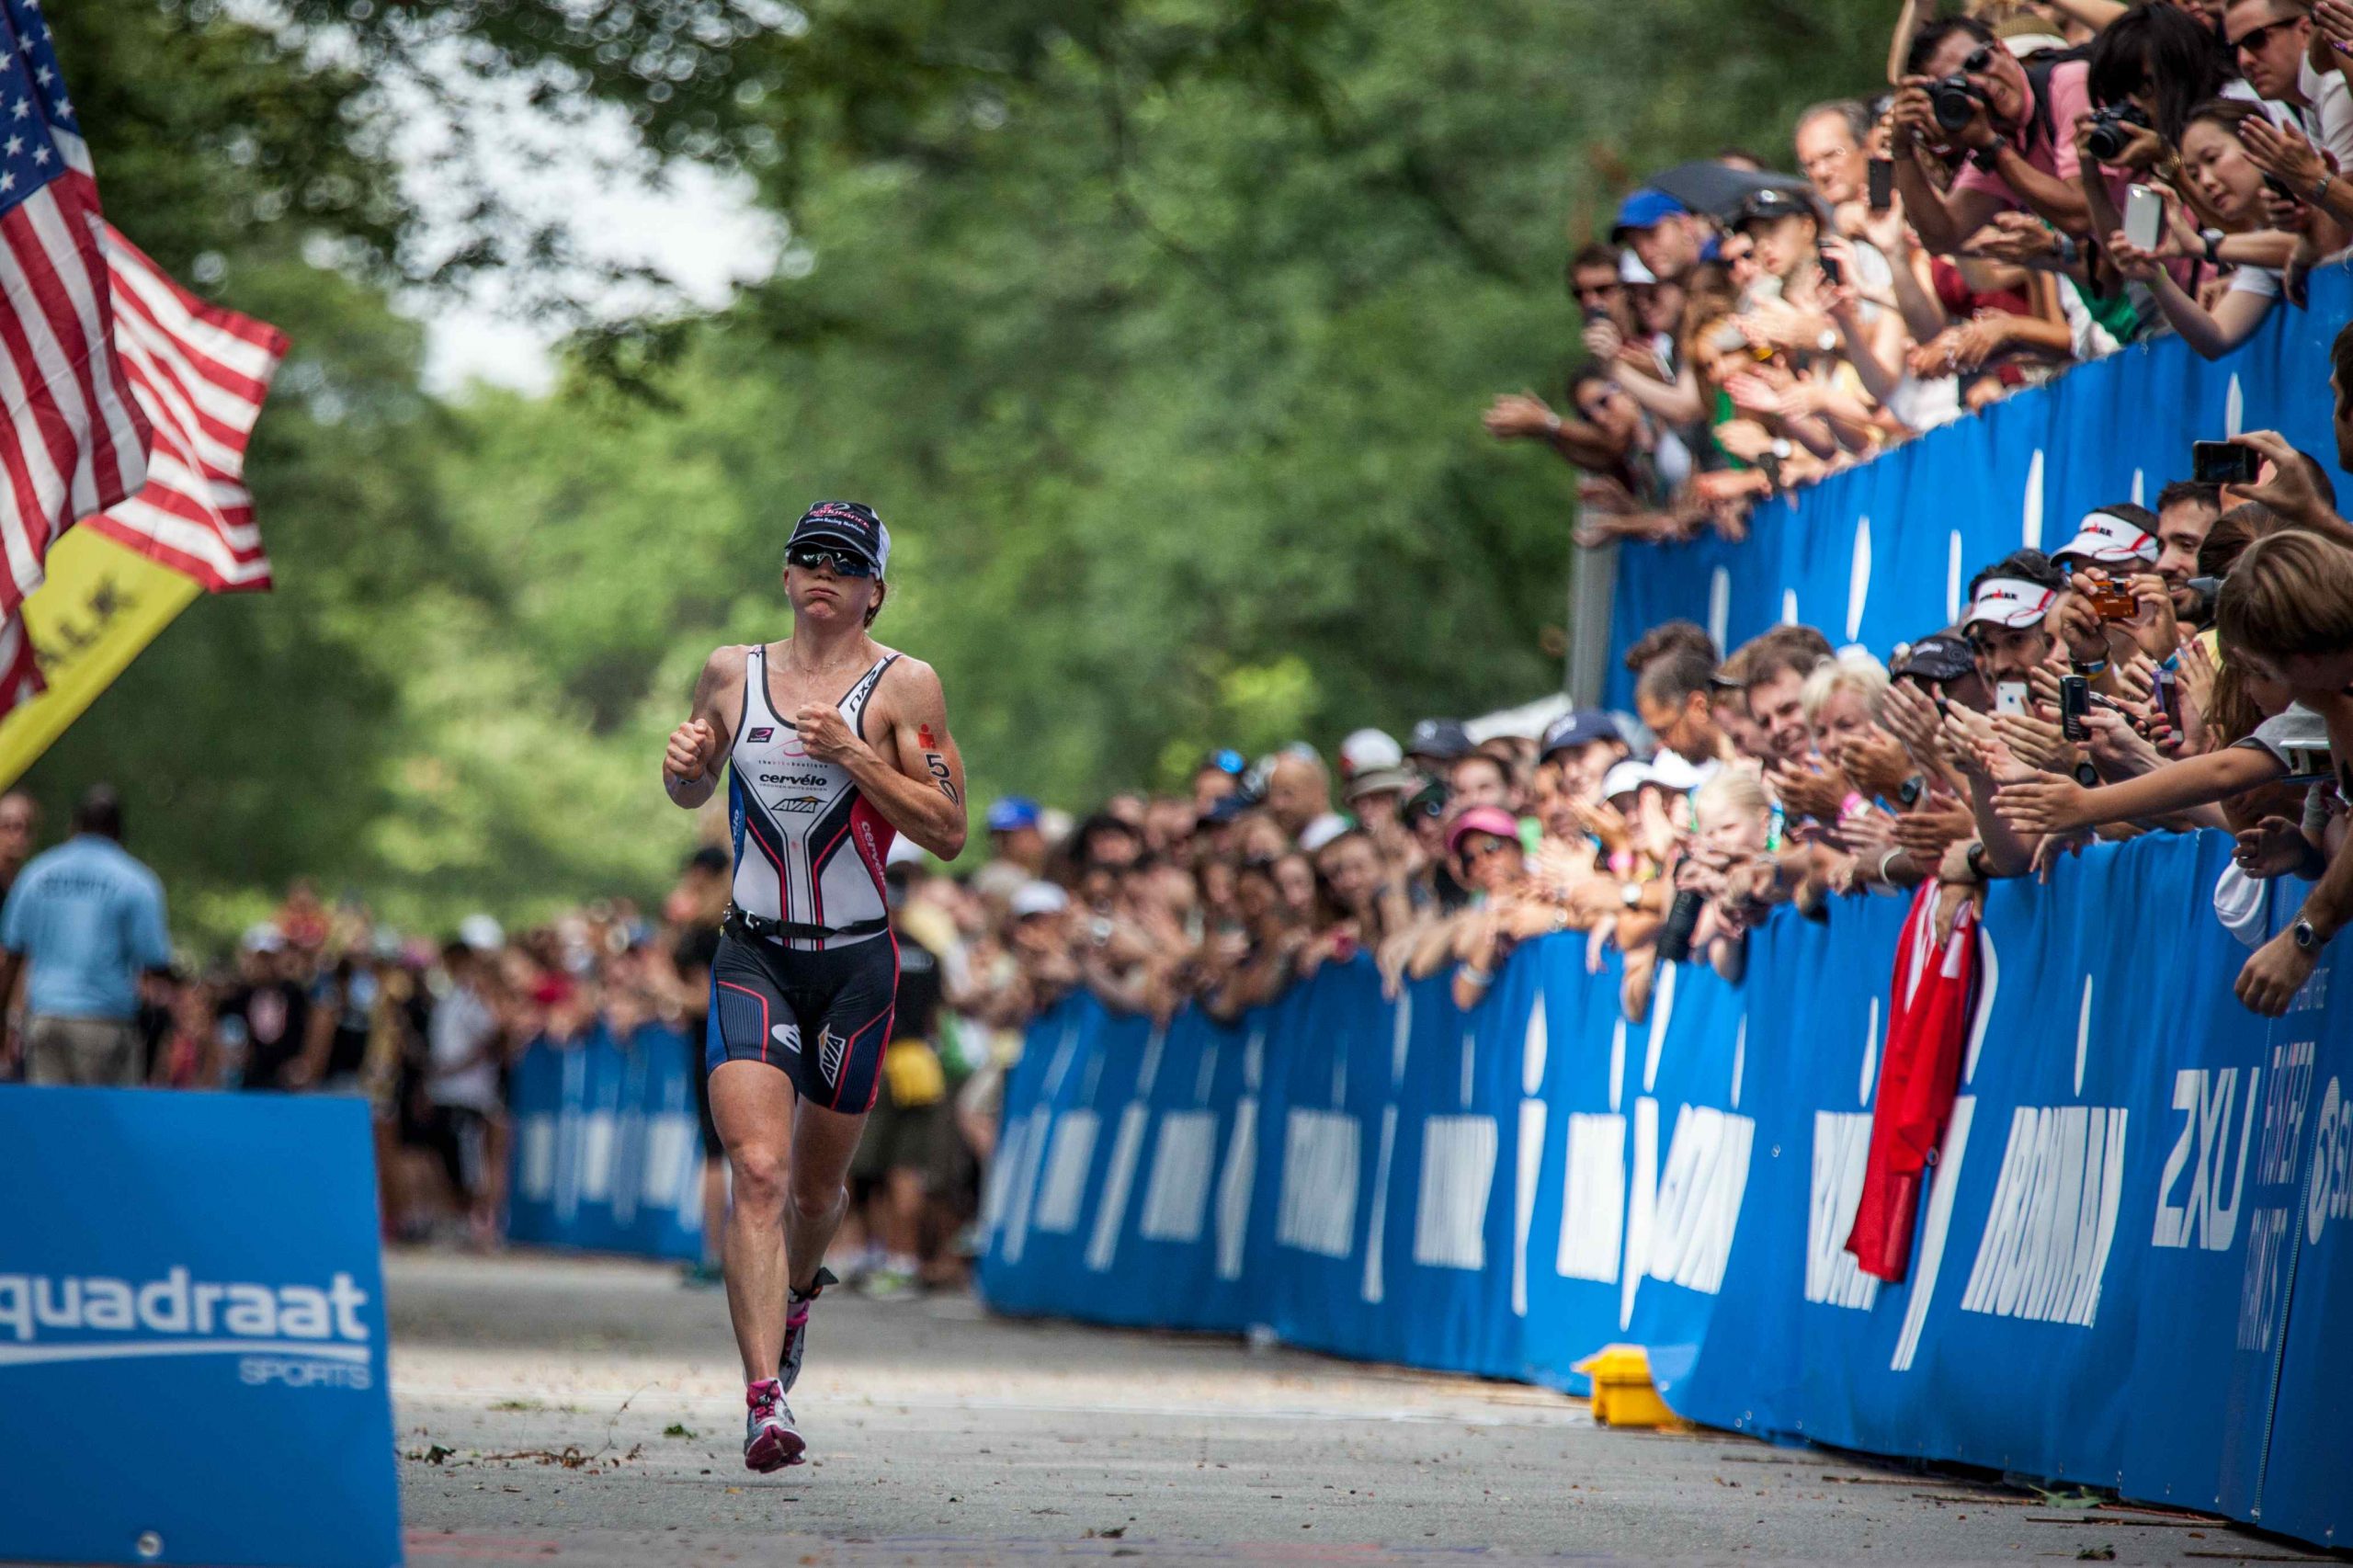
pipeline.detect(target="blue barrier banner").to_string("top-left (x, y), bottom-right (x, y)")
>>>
top-left (0, 1087), bottom-right (402, 1568)
top-left (506, 1022), bottom-right (705, 1263)
top-left (1604, 269), bottom-right (2353, 709)
top-left (977, 833), bottom-right (2352, 1548)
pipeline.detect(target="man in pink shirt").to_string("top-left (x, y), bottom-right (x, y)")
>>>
top-left (1890, 16), bottom-right (2100, 254)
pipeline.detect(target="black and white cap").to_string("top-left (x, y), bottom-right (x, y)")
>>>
top-left (789, 500), bottom-right (892, 575)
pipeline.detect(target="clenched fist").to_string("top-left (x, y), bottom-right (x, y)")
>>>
top-left (792, 703), bottom-right (866, 765)
top-left (666, 718), bottom-right (720, 784)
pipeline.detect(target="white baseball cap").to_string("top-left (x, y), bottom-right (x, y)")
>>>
top-left (1967, 575), bottom-right (2058, 630)
top-left (2052, 507), bottom-right (2158, 569)
top-left (1600, 759), bottom-right (1655, 801)
top-left (1009, 881), bottom-right (1069, 919)
top-left (1299, 813), bottom-right (1350, 853)
top-left (1336, 728), bottom-right (1404, 778)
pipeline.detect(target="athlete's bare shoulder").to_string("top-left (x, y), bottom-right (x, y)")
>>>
top-left (868, 647), bottom-right (947, 710)
top-left (689, 643), bottom-right (755, 735)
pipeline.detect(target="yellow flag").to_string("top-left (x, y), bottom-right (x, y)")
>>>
top-left (0, 528), bottom-right (200, 789)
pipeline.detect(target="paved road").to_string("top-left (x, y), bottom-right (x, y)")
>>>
top-left (391, 1251), bottom-right (2312, 1566)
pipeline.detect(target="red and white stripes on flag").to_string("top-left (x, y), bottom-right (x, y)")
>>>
top-left (0, 606), bottom-right (38, 712)
top-left (83, 226), bottom-right (288, 592)
top-left (0, 0), bottom-right (151, 616)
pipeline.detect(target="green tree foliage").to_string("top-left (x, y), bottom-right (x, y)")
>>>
top-left (27, 0), bottom-right (1890, 940)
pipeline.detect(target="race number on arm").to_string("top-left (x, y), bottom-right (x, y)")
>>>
top-left (813, 656), bottom-right (967, 860)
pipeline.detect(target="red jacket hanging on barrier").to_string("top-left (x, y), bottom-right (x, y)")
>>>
top-left (1845, 882), bottom-right (1982, 1283)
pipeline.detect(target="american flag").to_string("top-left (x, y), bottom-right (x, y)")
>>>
top-left (0, 0), bottom-right (148, 614)
top-left (85, 225), bottom-right (288, 592)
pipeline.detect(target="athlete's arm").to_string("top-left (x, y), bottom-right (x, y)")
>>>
top-left (664, 645), bottom-right (743, 810)
top-left (795, 655), bottom-right (969, 860)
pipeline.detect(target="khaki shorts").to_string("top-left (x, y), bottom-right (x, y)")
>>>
top-left (25, 1016), bottom-right (142, 1087)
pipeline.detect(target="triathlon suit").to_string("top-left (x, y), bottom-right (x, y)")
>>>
top-left (707, 642), bottom-right (903, 1111)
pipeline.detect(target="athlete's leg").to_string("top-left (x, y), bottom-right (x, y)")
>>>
top-left (785, 1097), bottom-right (866, 1294)
top-left (710, 1059), bottom-right (801, 1382)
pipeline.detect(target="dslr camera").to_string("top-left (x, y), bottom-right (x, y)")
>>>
top-left (2084, 102), bottom-right (2152, 164)
top-left (1929, 74), bottom-right (1985, 134)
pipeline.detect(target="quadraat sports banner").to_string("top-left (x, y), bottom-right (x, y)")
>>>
top-left (0, 1087), bottom-right (401, 1567)
top-left (978, 832), bottom-right (2352, 1549)
top-left (506, 1022), bottom-right (707, 1263)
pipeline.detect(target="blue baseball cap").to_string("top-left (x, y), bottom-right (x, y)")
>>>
top-left (1540, 709), bottom-right (1624, 759)
top-left (1610, 187), bottom-right (1688, 239)
top-left (985, 797), bottom-right (1040, 833)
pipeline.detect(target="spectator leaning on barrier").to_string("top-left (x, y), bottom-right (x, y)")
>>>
top-left (2203, 530), bottom-right (2353, 1013)
top-left (0, 787), bottom-right (171, 1087)
top-left (1736, 624), bottom-right (1840, 765)
top-left (1893, 17), bottom-right (2098, 254)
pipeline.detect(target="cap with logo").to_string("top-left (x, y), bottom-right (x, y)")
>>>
top-left (1611, 187), bottom-right (1689, 239)
top-left (1890, 631), bottom-right (1977, 683)
top-left (1540, 709), bottom-right (1624, 758)
top-left (1733, 186), bottom-right (1818, 229)
top-left (1967, 575), bottom-right (2059, 630)
top-left (789, 500), bottom-right (892, 575)
top-left (1405, 717), bottom-right (1474, 763)
top-left (1618, 249), bottom-right (1659, 286)
top-left (2051, 505), bottom-right (2158, 570)
top-left (985, 797), bottom-right (1041, 834)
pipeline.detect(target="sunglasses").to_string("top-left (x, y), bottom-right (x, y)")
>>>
top-left (1961, 44), bottom-right (1998, 73)
top-left (1460, 835), bottom-right (1517, 863)
top-left (2233, 18), bottom-right (2292, 53)
top-left (787, 544), bottom-right (875, 578)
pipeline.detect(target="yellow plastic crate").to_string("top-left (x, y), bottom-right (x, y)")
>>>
top-left (1574, 1343), bottom-right (1684, 1429)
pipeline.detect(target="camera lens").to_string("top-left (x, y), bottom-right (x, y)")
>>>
top-left (1930, 76), bottom-right (1980, 134)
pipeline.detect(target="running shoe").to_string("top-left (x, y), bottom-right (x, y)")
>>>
top-left (742, 1378), bottom-right (804, 1471)
top-left (860, 1264), bottom-right (915, 1300)
top-left (777, 1267), bottom-right (836, 1392)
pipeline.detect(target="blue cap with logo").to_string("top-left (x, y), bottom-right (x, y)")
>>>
top-left (1610, 187), bottom-right (1688, 239)
top-left (1540, 709), bottom-right (1624, 758)
top-left (789, 500), bottom-right (892, 575)
top-left (985, 797), bottom-right (1040, 833)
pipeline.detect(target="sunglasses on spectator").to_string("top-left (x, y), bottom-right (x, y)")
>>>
top-left (787, 544), bottom-right (875, 577)
top-left (1459, 835), bottom-right (1516, 863)
top-left (1960, 44), bottom-right (1998, 74)
top-left (2233, 19), bottom-right (2294, 53)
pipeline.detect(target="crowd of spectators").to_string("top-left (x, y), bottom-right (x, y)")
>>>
top-left (1486, 0), bottom-right (2353, 545)
top-left (0, 824), bottom-right (1014, 1296)
top-left (950, 333), bottom-right (2353, 1053)
top-left (10, 0), bottom-right (2353, 1300)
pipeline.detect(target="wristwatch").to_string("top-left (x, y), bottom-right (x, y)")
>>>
top-left (1970, 135), bottom-right (2008, 173)
top-left (1963, 840), bottom-right (1991, 881)
top-left (1620, 881), bottom-right (1643, 910)
top-left (1896, 774), bottom-right (1927, 809)
top-left (2074, 761), bottom-right (2099, 788)
top-left (1816, 327), bottom-right (1840, 354)
top-left (2292, 918), bottom-right (2321, 952)
top-left (2200, 228), bottom-right (2224, 266)
top-left (2313, 172), bottom-right (2335, 206)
